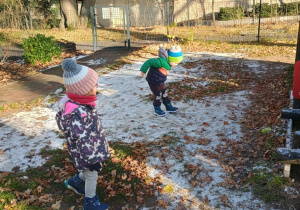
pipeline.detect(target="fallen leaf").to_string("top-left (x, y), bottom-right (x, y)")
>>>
top-left (220, 195), bottom-right (228, 203)
top-left (203, 122), bottom-right (210, 127)
top-left (51, 200), bottom-right (61, 210)
top-left (205, 195), bottom-right (209, 204)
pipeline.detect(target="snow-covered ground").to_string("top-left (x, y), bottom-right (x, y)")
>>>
top-left (0, 52), bottom-right (271, 209)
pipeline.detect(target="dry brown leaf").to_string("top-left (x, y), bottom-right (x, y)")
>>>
top-left (51, 200), bottom-right (61, 210)
top-left (111, 170), bottom-right (117, 177)
top-left (137, 196), bottom-right (144, 203)
top-left (203, 122), bottom-right (210, 127)
top-left (220, 195), bottom-right (228, 203)
top-left (158, 199), bottom-right (168, 209)
top-left (205, 195), bottom-right (209, 204)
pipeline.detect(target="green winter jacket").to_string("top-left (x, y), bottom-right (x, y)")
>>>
top-left (140, 57), bottom-right (171, 74)
top-left (140, 57), bottom-right (172, 85)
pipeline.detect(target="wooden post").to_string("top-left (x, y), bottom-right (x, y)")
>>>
top-left (284, 164), bottom-right (291, 177)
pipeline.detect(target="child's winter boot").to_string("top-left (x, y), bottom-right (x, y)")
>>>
top-left (154, 106), bottom-right (165, 116)
top-left (164, 102), bottom-right (178, 112)
top-left (64, 173), bottom-right (85, 195)
top-left (84, 195), bottom-right (109, 210)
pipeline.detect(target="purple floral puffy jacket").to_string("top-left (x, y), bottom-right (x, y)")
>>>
top-left (56, 99), bottom-right (110, 171)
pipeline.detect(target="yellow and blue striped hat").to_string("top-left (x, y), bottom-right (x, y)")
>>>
top-left (168, 45), bottom-right (183, 63)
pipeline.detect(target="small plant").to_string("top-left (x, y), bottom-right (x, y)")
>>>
top-left (22, 33), bottom-right (61, 64)
top-left (249, 168), bottom-right (288, 202)
top-left (163, 184), bottom-right (174, 193)
top-left (67, 25), bottom-right (75, 31)
top-left (167, 22), bottom-right (178, 44)
top-left (262, 127), bottom-right (272, 134)
top-left (180, 29), bottom-right (194, 44)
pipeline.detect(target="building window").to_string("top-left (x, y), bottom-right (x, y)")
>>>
top-left (102, 7), bottom-right (120, 19)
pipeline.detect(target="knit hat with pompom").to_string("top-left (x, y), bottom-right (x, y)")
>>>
top-left (61, 58), bottom-right (98, 96)
top-left (168, 45), bottom-right (183, 63)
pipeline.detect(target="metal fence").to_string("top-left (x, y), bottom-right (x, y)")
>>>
top-left (0, 0), bottom-right (300, 58)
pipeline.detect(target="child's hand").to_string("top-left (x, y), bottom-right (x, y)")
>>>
top-left (141, 72), bottom-right (145, 76)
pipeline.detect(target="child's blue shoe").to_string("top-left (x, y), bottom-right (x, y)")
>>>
top-left (64, 173), bottom-right (85, 195)
top-left (84, 195), bottom-right (109, 210)
top-left (154, 106), bottom-right (165, 116)
top-left (164, 102), bottom-right (178, 112)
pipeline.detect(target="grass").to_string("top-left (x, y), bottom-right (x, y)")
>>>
top-left (0, 96), bottom-right (48, 117)
top-left (285, 64), bottom-right (294, 92)
top-left (249, 168), bottom-right (289, 203)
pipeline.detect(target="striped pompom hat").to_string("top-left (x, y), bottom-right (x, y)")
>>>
top-left (61, 58), bottom-right (98, 96)
top-left (168, 45), bottom-right (183, 63)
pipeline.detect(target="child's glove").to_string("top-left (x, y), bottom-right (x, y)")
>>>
top-left (88, 162), bottom-right (102, 172)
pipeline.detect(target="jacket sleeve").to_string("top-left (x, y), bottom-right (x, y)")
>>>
top-left (68, 113), bottom-right (98, 165)
top-left (140, 58), bottom-right (164, 73)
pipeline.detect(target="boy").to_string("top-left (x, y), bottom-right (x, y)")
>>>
top-left (140, 45), bottom-right (183, 116)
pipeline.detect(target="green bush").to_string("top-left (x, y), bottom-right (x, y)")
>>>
top-left (255, 3), bottom-right (273, 18)
top-left (278, 2), bottom-right (299, 16)
top-left (218, 7), bottom-right (245, 20)
top-left (23, 33), bottom-right (61, 64)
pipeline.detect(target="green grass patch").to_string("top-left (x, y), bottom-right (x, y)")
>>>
top-left (0, 96), bottom-right (46, 114)
top-left (2, 177), bottom-right (38, 192)
top-left (249, 169), bottom-right (288, 202)
top-left (110, 142), bottom-right (133, 159)
top-left (0, 192), bottom-right (41, 209)
top-left (39, 147), bottom-right (68, 168)
top-left (0, 192), bottom-right (16, 203)
top-left (285, 64), bottom-right (294, 92)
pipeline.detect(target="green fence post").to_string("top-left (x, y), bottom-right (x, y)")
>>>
top-left (258, 0), bottom-right (262, 42)
top-left (253, 0), bottom-right (255, 24)
top-left (167, 1), bottom-right (169, 27)
top-left (123, 6), bottom-right (126, 47)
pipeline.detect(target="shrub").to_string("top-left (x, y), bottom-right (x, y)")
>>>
top-left (255, 3), bottom-right (272, 18)
top-left (255, 3), bottom-right (282, 17)
top-left (218, 7), bottom-right (245, 20)
top-left (22, 33), bottom-right (61, 64)
top-left (278, 2), bottom-right (299, 16)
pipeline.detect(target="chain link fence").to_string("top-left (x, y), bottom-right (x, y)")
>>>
top-left (168, 0), bottom-right (299, 42)
top-left (0, 0), bottom-right (299, 58)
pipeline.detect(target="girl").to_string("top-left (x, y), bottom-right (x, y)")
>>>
top-left (56, 58), bottom-right (110, 210)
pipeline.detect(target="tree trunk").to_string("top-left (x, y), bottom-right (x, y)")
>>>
top-left (82, 0), bottom-right (95, 18)
top-left (212, 0), bottom-right (215, 22)
top-left (60, 0), bottom-right (78, 28)
top-left (79, 0), bottom-right (96, 27)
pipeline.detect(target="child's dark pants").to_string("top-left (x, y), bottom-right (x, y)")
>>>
top-left (148, 82), bottom-right (170, 106)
